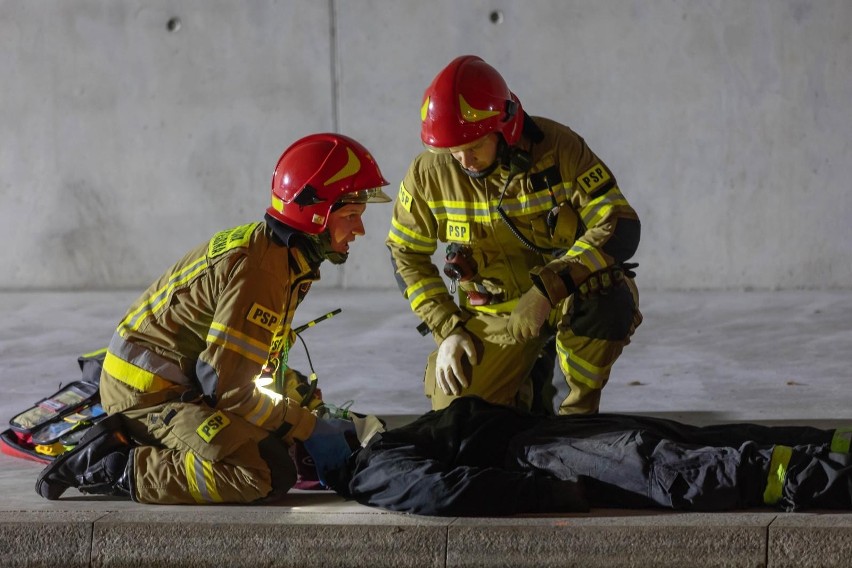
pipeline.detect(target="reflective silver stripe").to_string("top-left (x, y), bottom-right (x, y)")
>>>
top-left (567, 241), bottom-right (607, 272)
top-left (243, 392), bottom-right (275, 427)
top-left (206, 323), bottom-right (268, 365)
top-left (557, 343), bottom-right (611, 390)
top-left (185, 451), bottom-right (222, 503)
top-left (427, 199), bottom-right (492, 222)
top-left (407, 277), bottom-right (447, 309)
top-left (580, 187), bottom-right (628, 227)
top-left (108, 333), bottom-right (193, 386)
top-left (388, 219), bottom-right (436, 253)
top-left (498, 190), bottom-right (555, 216)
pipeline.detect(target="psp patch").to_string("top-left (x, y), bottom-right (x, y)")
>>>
top-left (247, 303), bottom-right (281, 332)
top-left (398, 183), bottom-right (413, 212)
top-left (196, 410), bottom-right (231, 443)
top-left (578, 163), bottom-right (612, 194)
top-left (446, 220), bottom-right (471, 243)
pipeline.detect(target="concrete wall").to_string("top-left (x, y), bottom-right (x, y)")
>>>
top-left (2, 0), bottom-right (850, 291)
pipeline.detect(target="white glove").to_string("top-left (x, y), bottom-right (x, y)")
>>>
top-left (508, 286), bottom-right (552, 342)
top-left (435, 328), bottom-right (478, 396)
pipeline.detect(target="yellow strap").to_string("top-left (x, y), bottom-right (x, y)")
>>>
top-left (831, 427), bottom-right (852, 453)
top-left (763, 445), bottom-right (793, 505)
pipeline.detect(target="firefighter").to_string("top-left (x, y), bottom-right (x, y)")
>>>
top-left (36, 133), bottom-right (391, 504)
top-left (387, 55), bottom-right (642, 415)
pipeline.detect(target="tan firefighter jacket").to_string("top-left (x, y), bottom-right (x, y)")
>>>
top-left (387, 116), bottom-right (640, 344)
top-left (102, 219), bottom-right (319, 444)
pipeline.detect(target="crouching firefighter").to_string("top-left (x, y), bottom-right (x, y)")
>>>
top-left (35, 133), bottom-right (391, 504)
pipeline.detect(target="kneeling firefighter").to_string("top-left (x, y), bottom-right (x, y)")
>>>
top-left (387, 55), bottom-right (643, 415)
top-left (36, 133), bottom-right (391, 504)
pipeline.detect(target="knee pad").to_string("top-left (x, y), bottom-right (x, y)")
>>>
top-left (569, 285), bottom-right (636, 340)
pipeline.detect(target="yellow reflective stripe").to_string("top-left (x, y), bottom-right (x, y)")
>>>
top-left (426, 184), bottom-right (571, 223)
top-left (831, 427), bottom-right (852, 453)
top-left (497, 189), bottom-right (558, 217)
top-left (185, 451), bottom-right (203, 503)
top-left (244, 390), bottom-right (275, 427)
top-left (406, 277), bottom-right (446, 310)
top-left (581, 193), bottom-right (627, 227)
top-left (580, 188), bottom-right (628, 228)
top-left (120, 256), bottom-right (209, 332)
top-left (388, 219), bottom-right (436, 253)
top-left (427, 199), bottom-right (493, 222)
top-left (464, 298), bottom-right (519, 314)
top-left (103, 351), bottom-right (174, 392)
top-left (763, 445), bottom-right (793, 505)
top-left (202, 459), bottom-right (222, 502)
top-left (207, 322), bottom-right (268, 365)
top-left (557, 344), bottom-right (612, 389)
top-left (567, 241), bottom-right (607, 272)
top-left (184, 451), bottom-right (222, 504)
top-left (80, 347), bottom-right (107, 359)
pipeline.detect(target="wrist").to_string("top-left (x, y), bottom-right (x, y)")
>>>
top-left (530, 266), bottom-right (573, 304)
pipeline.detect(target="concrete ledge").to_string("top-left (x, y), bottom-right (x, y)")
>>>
top-left (769, 514), bottom-right (852, 568)
top-left (449, 513), bottom-right (774, 568)
top-left (5, 509), bottom-right (852, 567)
top-left (0, 511), bottom-right (104, 568)
top-left (92, 510), bottom-right (449, 568)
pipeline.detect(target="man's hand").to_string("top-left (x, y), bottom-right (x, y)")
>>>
top-left (302, 418), bottom-right (356, 485)
top-left (508, 286), bottom-right (552, 341)
top-left (435, 328), bottom-right (478, 396)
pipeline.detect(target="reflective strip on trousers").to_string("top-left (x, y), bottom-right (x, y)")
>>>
top-left (763, 445), bottom-right (792, 505)
top-left (557, 343), bottom-right (611, 390)
top-left (831, 427), bottom-right (852, 454)
top-left (185, 450), bottom-right (223, 504)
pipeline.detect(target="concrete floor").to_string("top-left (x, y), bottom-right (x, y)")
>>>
top-left (2, 287), bottom-right (852, 566)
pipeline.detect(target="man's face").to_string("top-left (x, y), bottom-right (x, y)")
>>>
top-left (326, 203), bottom-right (367, 254)
top-left (449, 133), bottom-right (500, 173)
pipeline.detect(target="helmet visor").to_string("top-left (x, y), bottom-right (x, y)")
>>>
top-left (338, 187), bottom-right (392, 204)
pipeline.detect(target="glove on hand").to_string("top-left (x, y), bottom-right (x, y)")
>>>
top-left (303, 418), bottom-right (356, 485)
top-left (435, 328), bottom-right (478, 396)
top-left (508, 286), bottom-right (552, 342)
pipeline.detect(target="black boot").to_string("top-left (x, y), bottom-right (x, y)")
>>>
top-left (35, 414), bottom-right (133, 500)
top-left (77, 448), bottom-right (134, 498)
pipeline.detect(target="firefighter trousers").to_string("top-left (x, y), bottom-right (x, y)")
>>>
top-left (100, 373), bottom-right (296, 505)
top-left (425, 276), bottom-right (640, 415)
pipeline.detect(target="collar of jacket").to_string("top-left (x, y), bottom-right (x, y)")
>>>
top-left (263, 213), bottom-right (324, 273)
top-left (491, 113), bottom-right (544, 182)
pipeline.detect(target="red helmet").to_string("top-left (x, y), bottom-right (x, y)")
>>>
top-left (267, 133), bottom-right (390, 234)
top-left (420, 55), bottom-right (524, 151)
